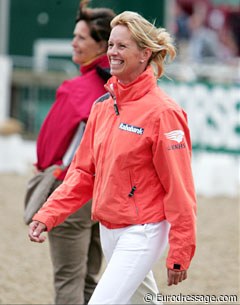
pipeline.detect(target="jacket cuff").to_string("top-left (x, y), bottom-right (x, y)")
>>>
top-left (166, 259), bottom-right (190, 271)
top-left (32, 213), bottom-right (54, 232)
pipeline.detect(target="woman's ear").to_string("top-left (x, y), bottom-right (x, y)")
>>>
top-left (142, 48), bottom-right (152, 62)
top-left (97, 41), bottom-right (108, 55)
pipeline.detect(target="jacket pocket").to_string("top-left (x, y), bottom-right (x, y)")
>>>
top-left (128, 170), bottom-right (139, 216)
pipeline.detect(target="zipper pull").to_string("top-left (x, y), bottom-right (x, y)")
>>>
top-left (105, 83), bottom-right (119, 116)
top-left (113, 99), bottom-right (119, 116)
top-left (128, 186), bottom-right (136, 197)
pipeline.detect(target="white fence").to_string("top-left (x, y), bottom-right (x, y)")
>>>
top-left (159, 80), bottom-right (240, 155)
top-left (0, 55), bottom-right (12, 123)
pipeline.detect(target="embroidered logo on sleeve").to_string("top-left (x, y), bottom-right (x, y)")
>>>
top-left (119, 123), bottom-right (144, 135)
top-left (164, 130), bottom-right (184, 143)
top-left (164, 130), bottom-right (186, 150)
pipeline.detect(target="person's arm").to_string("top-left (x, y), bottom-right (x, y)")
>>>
top-left (29, 104), bottom-right (98, 237)
top-left (28, 221), bottom-right (47, 243)
top-left (152, 108), bottom-right (197, 284)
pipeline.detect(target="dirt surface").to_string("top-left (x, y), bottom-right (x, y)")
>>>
top-left (0, 169), bottom-right (239, 304)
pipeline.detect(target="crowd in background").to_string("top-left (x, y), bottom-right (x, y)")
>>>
top-left (171, 0), bottom-right (240, 63)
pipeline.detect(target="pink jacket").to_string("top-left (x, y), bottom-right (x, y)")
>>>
top-left (36, 55), bottom-right (109, 179)
top-left (33, 66), bottom-right (197, 271)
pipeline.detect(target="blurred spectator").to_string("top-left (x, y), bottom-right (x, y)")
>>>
top-left (173, 0), bottom-right (192, 59)
top-left (187, 6), bottom-right (221, 62)
top-left (220, 11), bottom-right (240, 58)
top-left (172, 0), bottom-right (240, 63)
top-left (174, 0), bottom-right (192, 41)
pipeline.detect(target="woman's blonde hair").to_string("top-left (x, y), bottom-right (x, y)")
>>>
top-left (111, 11), bottom-right (176, 78)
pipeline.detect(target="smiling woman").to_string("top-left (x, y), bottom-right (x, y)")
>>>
top-left (107, 10), bottom-right (176, 84)
top-left (28, 10), bottom-right (197, 305)
top-left (107, 25), bottom-right (150, 84)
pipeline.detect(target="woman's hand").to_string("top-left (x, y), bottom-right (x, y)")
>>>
top-left (28, 220), bottom-right (47, 243)
top-left (167, 269), bottom-right (187, 286)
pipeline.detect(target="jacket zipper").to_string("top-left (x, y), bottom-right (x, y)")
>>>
top-left (94, 108), bottom-right (118, 214)
top-left (128, 172), bottom-right (139, 215)
top-left (113, 96), bottom-right (119, 115)
top-left (105, 83), bottom-right (119, 116)
top-left (128, 186), bottom-right (136, 197)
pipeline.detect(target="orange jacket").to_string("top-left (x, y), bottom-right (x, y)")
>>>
top-left (33, 66), bottom-right (197, 271)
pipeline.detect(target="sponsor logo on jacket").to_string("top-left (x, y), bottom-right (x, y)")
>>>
top-left (119, 123), bottom-right (144, 135)
top-left (164, 129), bottom-right (186, 150)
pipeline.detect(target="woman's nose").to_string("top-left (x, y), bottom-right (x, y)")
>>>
top-left (108, 46), bottom-right (117, 55)
top-left (71, 37), bottom-right (77, 47)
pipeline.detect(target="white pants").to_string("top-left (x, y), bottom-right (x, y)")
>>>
top-left (88, 221), bottom-right (170, 304)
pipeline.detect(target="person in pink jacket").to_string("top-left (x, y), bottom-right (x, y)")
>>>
top-left (29, 10), bottom-right (197, 304)
top-left (32, 1), bottom-right (115, 304)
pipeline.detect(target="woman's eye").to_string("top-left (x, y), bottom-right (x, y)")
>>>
top-left (107, 43), bottom-right (126, 50)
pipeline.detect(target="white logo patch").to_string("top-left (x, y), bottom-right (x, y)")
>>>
top-left (119, 123), bottom-right (144, 135)
top-left (164, 130), bottom-right (184, 143)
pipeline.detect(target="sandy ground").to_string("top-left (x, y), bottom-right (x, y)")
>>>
top-left (0, 169), bottom-right (239, 304)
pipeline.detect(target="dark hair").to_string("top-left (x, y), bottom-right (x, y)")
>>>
top-left (76, 0), bottom-right (116, 42)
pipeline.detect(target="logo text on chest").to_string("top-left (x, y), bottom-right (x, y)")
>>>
top-left (119, 123), bottom-right (144, 135)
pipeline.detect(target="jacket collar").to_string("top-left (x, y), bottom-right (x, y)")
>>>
top-left (80, 54), bottom-right (109, 75)
top-left (105, 66), bottom-right (157, 104)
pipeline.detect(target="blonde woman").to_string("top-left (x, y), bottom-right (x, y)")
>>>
top-left (29, 11), bottom-right (197, 304)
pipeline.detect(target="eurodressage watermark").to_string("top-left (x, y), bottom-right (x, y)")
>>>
top-left (143, 293), bottom-right (238, 304)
